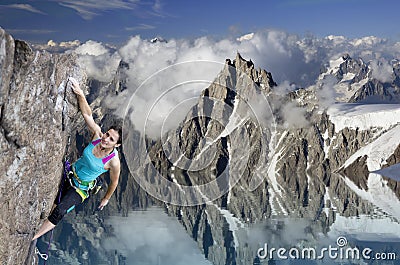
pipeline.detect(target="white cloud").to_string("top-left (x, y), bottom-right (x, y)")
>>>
top-left (60, 40), bottom-right (81, 48)
top-left (315, 75), bottom-right (340, 109)
top-left (75, 40), bottom-right (120, 82)
top-left (47, 40), bottom-right (57, 47)
top-left (237, 33), bottom-right (254, 42)
top-left (57, 0), bottom-right (139, 20)
top-left (370, 59), bottom-right (393, 83)
top-left (1, 4), bottom-right (46, 14)
top-left (274, 80), bottom-right (297, 96)
top-left (281, 101), bottom-right (310, 129)
top-left (102, 208), bottom-right (212, 265)
top-left (125, 24), bottom-right (156, 31)
top-left (350, 36), bottom-right (386, 47)
top-left (152, 0), bottom-right (162, 12)
top-left (75, 40), bottom-right (108, 56)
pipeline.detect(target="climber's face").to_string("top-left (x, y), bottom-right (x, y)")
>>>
top-left (100, 129), bottom-right (120, 149)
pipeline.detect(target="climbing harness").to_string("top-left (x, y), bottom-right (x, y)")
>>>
top-left (70, 167), bottom-right (96, 187)
top-left (67, 167), bottom-right (92, 201)
top-left (67, 165), bottom-right (103, 201)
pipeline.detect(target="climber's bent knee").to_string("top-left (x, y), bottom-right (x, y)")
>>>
top-left (47, 206), bottom-right (64, 226)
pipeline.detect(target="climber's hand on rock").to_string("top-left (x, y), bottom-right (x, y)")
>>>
top-left (69, 77), bottom-right (84, 97)
top-left (98, 198), bottom-right (109, 210)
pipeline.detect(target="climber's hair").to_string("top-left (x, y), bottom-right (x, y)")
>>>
top-left (108, 124), bottom-right (122, 145)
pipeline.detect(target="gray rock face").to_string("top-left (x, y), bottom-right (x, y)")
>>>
top-left (0, 28), bottom-right (85, 264)
top-left (335, 54), bottom-right (368, 83)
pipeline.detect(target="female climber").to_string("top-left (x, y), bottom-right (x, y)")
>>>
top-left (32, 77), bottom-right (122, 240)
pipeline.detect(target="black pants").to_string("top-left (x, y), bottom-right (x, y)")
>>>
top-left (47, 178), bottom-right (85, 226)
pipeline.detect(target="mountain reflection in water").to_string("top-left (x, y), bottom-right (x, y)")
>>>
top-left (102, 207), bottom-right (213, 265)
top-left (37, 172), bottom-right (400, 265)
top-left (37, 207), bottom-right (213, 265)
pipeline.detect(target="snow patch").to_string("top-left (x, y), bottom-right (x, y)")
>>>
top-left (55, 81), bottom-right (66, 111)
top-left (0, 38), bottom-right (5, 85)
top-left (328, 213), bottom-right (400, 241)
top-left (328, 103), bottom-right (400, 133)
top-left (267, 131), bottom-right (287, 195)
top-left (342, 125), bottom-right (400, 171)
top-left (322, 129), bottom-right (330, 159)
top-left (320, 57), bottom-right (345, 79)
top-left (341, 173), bottom-right (400, 220)
top-left (194, 186), bottom-right (244, 250)
top-left (341, 72), bottom-right (355, 82)
top-left (267, 131), bottom-right (289, 216)
top-left (170, 172), bottom-right (185, 194)
top-left (237, 33), bottom-right (254, 42)
top-left (323, 187), bottom-right (336, 217)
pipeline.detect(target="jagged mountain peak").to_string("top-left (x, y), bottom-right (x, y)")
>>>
top-left (223, 53), bottom-right (276, 93)
top-left (321, 53), bottom-right (368, 82)
top-left (233, 52), bottom-right (254, 71)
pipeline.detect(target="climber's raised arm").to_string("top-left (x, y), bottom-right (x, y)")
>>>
top-left (69, 77), bottom-right (102, 139)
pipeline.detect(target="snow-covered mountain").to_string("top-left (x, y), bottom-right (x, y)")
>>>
top-left (318, 53), bottom-right (400, 103)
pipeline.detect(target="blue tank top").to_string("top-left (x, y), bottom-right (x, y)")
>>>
top-left (72, 139), bottom-right (118, 189)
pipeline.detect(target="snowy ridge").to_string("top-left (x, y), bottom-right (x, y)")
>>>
top-left (267, 131), bottom-right (289, 216)
top-left (322, 187), bottom-right (337, 217)
top-left (328, 213), bottom-right (400, 242)
top-left (341, 173), bottom-right (400, 220)
top-left (319, 57), bottom-right (345, 79)
top-left (192, 97), bottom-right (245, 163)
top-left (342, 125), bottom-right (400, 171)
top-left (327, 103), bottom-right (400, 133)
top-left (267, 131), bottom-right (288, 195)
top-left (195, 186), bottom-right (245, 250)
top-left (334, 77), bottom-right (368, 102)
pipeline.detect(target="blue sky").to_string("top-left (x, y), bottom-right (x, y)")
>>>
top-left (0, 0), bottom-right (399, 44)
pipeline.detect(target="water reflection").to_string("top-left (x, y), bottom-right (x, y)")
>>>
top-left (36, 170), bottom-right (400, 265)
top-left (225, 172), bottom-right (400, 265)
top-left (37, 207), bottom-right (212, 265)
top-left (102, 207), bottom-right (213, 265)
top-left (244, 214), bottom-right (400, 264)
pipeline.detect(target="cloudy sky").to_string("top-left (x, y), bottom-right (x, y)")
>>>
top-left (102, 208), bottom-right (212, 265)
top-left (0, 0), bottom-right (399, 44)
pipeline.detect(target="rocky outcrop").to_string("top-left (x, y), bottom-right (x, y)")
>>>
top-left (0, 28), bottom-right (85, 264)
top-left (334, 54), bottom-right (368, 83)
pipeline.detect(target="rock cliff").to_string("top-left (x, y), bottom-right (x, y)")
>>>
top-left (0, 28), bottom-right (85, 264)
